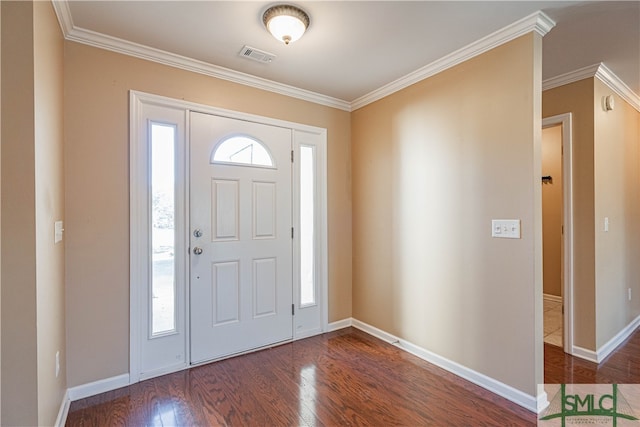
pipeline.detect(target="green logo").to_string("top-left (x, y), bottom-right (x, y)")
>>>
top-left (540, 384), bottom-right (639, 426)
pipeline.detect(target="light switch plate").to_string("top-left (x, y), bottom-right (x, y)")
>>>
top-left (491, 219), bottom-right (521, 239)
top-left (54, 220), bottom-right (64, 243)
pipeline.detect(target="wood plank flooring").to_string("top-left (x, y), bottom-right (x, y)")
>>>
top-left (544, 329), bottom-right (640, 384)
top-left (66, 327), bottom-right (640, 426)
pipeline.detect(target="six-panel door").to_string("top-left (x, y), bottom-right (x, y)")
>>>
top-left (189, 112), bottom-right (293, 364)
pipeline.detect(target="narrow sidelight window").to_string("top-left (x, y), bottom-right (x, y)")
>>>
top-left (150, 122), bottom-right (177, 335)
top-left (300, 145), bottom-right (316, 306)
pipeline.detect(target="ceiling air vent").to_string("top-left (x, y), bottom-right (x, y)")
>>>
top-left (239, 45), bottom-right (276, 64)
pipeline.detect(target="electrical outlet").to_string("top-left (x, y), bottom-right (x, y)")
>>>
top-left (56, 351), bottom-right (60, 378)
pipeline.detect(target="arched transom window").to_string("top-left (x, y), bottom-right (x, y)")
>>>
top-left (211, 135), bottom-right (275, 168)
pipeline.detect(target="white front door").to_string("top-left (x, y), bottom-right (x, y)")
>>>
top-left (189, 112), bottom-right (293, 364)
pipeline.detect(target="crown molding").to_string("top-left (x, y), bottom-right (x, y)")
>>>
top-left (595, 63), bottom-right (640, 113)
top-left (350, 11), bottom-right (556, 110)
top-left (52, 0), bottom-right (74, 37)
top-left (48, 2), bottom-right (640, 114)
top-left (51, 2), bottom-right (351, 112)
top-left (541, 63), bottom-right (601, 91)
top-left (47, 3), bottom-right (640, 114)
top-left (543, 63), bottom-right (640, 113)
top-left (67, 26), bottom-right (351, 111)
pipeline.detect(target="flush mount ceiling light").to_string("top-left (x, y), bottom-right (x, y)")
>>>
top-left (263, 4), bottom-right (310, 45)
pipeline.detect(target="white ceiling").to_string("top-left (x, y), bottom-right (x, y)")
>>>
top-left (62, 1), bottom-right (639, 105)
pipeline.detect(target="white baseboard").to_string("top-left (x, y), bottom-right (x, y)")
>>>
top-left (67, 373), bottom-right (130, 401)
top-left (596, 313), bottom-right (640, 362)
top-left (326, 318), bottom-right (353, 332)
top-left (351, 318), bottom-right (540, 413)
top-left (570, 314), bottom-right (640, 364)
top-left (66, 314), bottom-right (637, 416)
top-left (537, 390), bottom-right (549, 413)
top-left (54, 389), bottom-right (70, 427)
top-left (543, 293), bottom-right (562, 303)
top-left (571, 345), bottom-right (598, 363)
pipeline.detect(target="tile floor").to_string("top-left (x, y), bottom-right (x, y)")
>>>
top-left (544, 298), bottom-right (563, 347)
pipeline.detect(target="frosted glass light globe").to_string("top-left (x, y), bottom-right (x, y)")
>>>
top-left (263, 5), bottom-right (310, 45)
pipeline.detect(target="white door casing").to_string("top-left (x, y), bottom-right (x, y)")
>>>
top-left (292, 132), bottom-right (326, 339)
top-left (130, 100), bottom-right (188, 381)
top-left (130, 91), bottom-right (328, 382)
top-left (542, 113), bottom-right (574, 355)
top-left (189, 112), bottom-right (293, 364)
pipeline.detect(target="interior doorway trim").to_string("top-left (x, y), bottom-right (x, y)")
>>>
top-left (129, 90), bottom-right (329, 382)
top-left (542, 113), bottom-right (574, 354)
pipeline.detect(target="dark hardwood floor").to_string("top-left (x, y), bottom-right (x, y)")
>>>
top-left (544, 330), bottom-right (640, 384)
top-left (66, 327), bottom-right (640, 426)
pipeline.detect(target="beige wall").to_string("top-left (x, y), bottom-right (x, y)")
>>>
top-left (1, 2), bottom-right (66, 425)
top-left (542, 79), bottom-right (596, 350)
top-left (1, 2), bottom-right (39, 425)
top-left (1, 3), bottom-right (637, 417)
top-left (352, 33), bottom-right (543, 396)
top-left (542, 125), bottom-right (563, 297)
top-left (594, 80), bottom-right (640, 348)
top-left (543, 78), bottom-right (640, 352)
top-left (64, 41), bottom-right (352, 387)
top-left (34, 1), bottom-right (66, 425)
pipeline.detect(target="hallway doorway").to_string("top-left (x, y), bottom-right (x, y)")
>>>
top-left (541, 113), bottom-right (573, 353)
top-left (542, 123), bottom-right (564, 348)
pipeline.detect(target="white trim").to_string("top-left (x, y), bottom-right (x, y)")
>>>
top-left (351, 11), bottom-right (555, 110)
top-left (67, 373), bottom-right (130, 402)
top-left (292, 130), bottom-right (329, 339)
top-left (327, 318), bottom-right (353, 332)
top-left (542, 113), bottom-right (574, 355)
top-left (130, 91), bottom-right (329, 379)
top-left (129, 90), bottom-right (142, 385)
top-left (318, 138), bottom-right (329, 334)
top-left (130, 94), bottom-right (190, 383)
top-left (596, 314), bottom-right (640, 362)
top-left (595, 63), bottom-right (640, 113)
top-left (53, 317), bottom-right (640, 408)
top-left (570, 313), bottom-right (640, 363)
top-left (131, 91), bottom-right (327, 135)
top-left (542, 64), bottom-right (601, 92)
top-left (52, 4), bottom-right (640, 113)
top-left (543, 63), bottom-right (640, 113)
top-left (543, 293), bottom-right (562, 304)
top-left (54, 390), bottom-right (70, 427)
top-left (51, 0), bottom-right (74, 37)
top-left (351, 318), bottom-right (540, 413)
top-left (52, 4), bottom-right (350, 112)
top-left (571, 346), bottom-right (598, 363)
top-left (53, 2), bottom-right (558, 113)
top-left (537, 390), bottom-right (550, 413)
